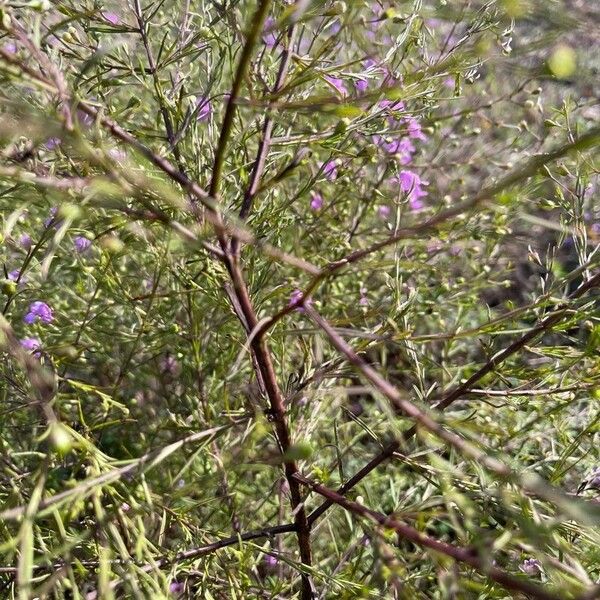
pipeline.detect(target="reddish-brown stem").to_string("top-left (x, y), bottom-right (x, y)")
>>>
top-left (294, 474), bottom-right (564, 600)
top-left (306, 270), bottom-right (600, 524)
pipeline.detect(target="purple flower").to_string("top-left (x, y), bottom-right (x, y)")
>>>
top-left (363, 58), bottom-right (380, 70)
top-left (263, 554), bottom-right (278, 568)
top-left (587, 467), bottom-right (600, 489)
top-left (321, 160), bottom-right (338, 181)
top-left (44, 207), bottom-right (58, 228)
top-left (324, 75), bottom-right (348, 97)
top-left (375, 136), bottom-right (415, 163)
top-left (359, 287), bottom-right (369, 306)
top-left (8, 269), bottom-right (27, 284)
top-left (379, 99), bottom-right (405, 112)
top-left (405, 116), bottom-right (427, 141)
top-left (20, 337), bottom-right (41, 354)
top-left (45, 137), bottom-right (61, 150)
top-left (18, 234), bottom-right (32, 250)
top-left (169, 581), bottom-right (184, 595)
top-left (592, 223), bottom-right (600, 235)
top-left (262, 17), bottom-right (278, 48)
top-left (378, 205), bottom-right (390, 219)
top-left (24, 301), bottom-right (54, 325)
top-left (102, 11), bottom-right (120, 25)
top-left (396, 170), bottom-right (428, 209)
top-left (310, 192), bottom-right (324, 211)
top-left (443, 77), bottom-right (455, 89)
top-left (74, 236), bottom-right (92, 253)
top-left (520, 558), bottom-right (542, 576)
top-left (196, 97), bottom-right (212, 122)
top-left (289, 289), bottom-right (312, 312)
top-left (354, 78), bottom-right (368, 93)
top-left (2, 41), bottom-right (17, 55)
top-left (77, 110), bottom-right (94, 128)
top-left (108, 147), bottom-right (126, 162)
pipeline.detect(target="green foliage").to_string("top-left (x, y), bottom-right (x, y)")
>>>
top-left (0, 0), bottom-right (599, 598)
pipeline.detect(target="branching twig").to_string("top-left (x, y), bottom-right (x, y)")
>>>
top-left (294, 473), bottom-right (565, 600)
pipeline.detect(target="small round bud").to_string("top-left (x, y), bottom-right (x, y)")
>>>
top-left (50, 423), bottom-right (73, 456)
top-left (1, 280), bottom-right (16, 296)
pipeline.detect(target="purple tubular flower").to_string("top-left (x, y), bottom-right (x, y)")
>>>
top-left (45, 137), bottom-right (61, 150)
top-left (196, 97), bottom-right (212, 122)
top-left (24, 301), bottom-right (54, 325)
top-left (289, 289), bottom-right (312, 312)
top-left (263, 554), bottom-right (278, 568)
top-left (520, 558), bottom-right (542, 576)
top-left (405, 116), bottom-right (427, 141)
top-left (378, 205), bottom-right (390, 219)
top-left (44, 207), bottom-right (58, 228)
top-left (376, 136), bottom-right (415, 164)
top-left (321, 160), bottom-right (338, 181)
top-left (102, 11), bottom-right (120, 25)
top-left (355, 78), bottom-right (368, 93)
top-left (262, 17), bottom-right (278, 48)
top-left (74, 236), bottom-right (92, 253)
top-left (379, 99), bottom-right (405, 112)
top-left (18, 234), bottom-right (32, 250)
top-left (396, 170), bottom-right (428, 209)
top-left (324, 75), bottom-right (348, 97)
top-left (8, 269), bottom-right (26, 283)
top-left (310, 192), bottom-right (324, 211)
top-left (77, 110), bottom-right (94, 128)
top-left (3, 41), bottom-right (17, 54)
top-left (20, 337), bottom-right (41, 353)
top-left (169, 581), bottom-right (184, 594)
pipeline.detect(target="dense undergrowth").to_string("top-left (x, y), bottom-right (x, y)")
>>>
top-left (0, 0), bottom-right (599, 598)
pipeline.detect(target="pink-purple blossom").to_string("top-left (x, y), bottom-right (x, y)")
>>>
top-left (321, 160), bottom-right (338, 181)
top-left (74, 236), bottom-right (92, 253)
top-left (18, 234), bottom-right (32, 250)
top-left (102, 11), bottom-right (120, 25)
top-left (44, 207), bottom-right (58, 228)
top-left (289, 289), bottom-right (312, 312)
top-left (45, 137), bottom-right (61, 150)
top-left (310, 192), bottom-right (324, 211)
top-left (374, 135), bottom-right (415, 164)
top-left (2, 40), bottom-right (17, 54)
top-left (355, 78), bottom-right (369, 93)
top-left (8, 269), bottom-right (26, 284)
top-left (108, 147), bottom-right (126, 162)
top-left (262, 17), bottom-right (278, 48)
top-left (378, 205), bottom-right (390, 219)
top-left (263, 554), bottom-right (278, 568)
top-left (20, 337), bottom-right (41, 354)
top-left (379, 99), bottom-right (405, 112)
top-left (169, 581), bottom-right (184, 595)
top-left (196, 97), bottom-right (212, 122)
top-left (405, 116), bottom-right (427, 141)
top-left (24, 301), bottom-right (54, 325)
top-left (586, 467), bottom-right (600, 489)
top-left (160, 354), bottom-right (181, 376)
top-left (396, 170), bottom-right (428, 209)
top-left (324, 75), bottom-right (348, 97)
top-left (519, 558), bottom-right (542, 576)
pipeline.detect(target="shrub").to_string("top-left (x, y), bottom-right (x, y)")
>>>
top-left (0, 1), bottom-right (599, 598)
